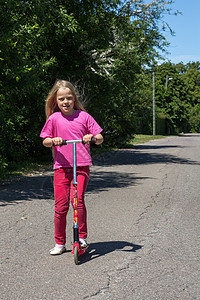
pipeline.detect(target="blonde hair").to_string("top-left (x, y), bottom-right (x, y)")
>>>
top-left (45, 80), bottom-right (85, 119)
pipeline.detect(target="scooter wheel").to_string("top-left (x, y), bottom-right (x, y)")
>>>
top-left (74, 246), bottom-right (79, 265)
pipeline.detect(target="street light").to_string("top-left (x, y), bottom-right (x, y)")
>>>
top-left (153, 71), bottom-right (156, 135)
top-left (165, 75), bottom-right (173, 89)
top-left (153, 73), bottom-right (173, 136)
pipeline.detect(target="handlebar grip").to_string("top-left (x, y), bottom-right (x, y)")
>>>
top-left (82, 137), bottom-right (97, 144)
top-left (91, 136), bottom-right (97, 144)
top-left (53, 140), bottom-right (67, 146)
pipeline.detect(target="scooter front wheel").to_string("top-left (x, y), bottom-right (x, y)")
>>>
top-left (74, 246), bottom-right (79, 265)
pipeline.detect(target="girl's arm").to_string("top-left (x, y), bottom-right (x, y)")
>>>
top-left (83, 133), bottom-right (103, 145)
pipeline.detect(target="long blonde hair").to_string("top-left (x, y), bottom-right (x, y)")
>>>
top-left (45, 80), bottom-right (85, 119)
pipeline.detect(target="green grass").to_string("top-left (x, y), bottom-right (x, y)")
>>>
top-left (0, 160), bottom-right (52, 182)
top-left (0, 134), bottom-right (167, 182)
top-left (129, 134), bottom-right (167, 145)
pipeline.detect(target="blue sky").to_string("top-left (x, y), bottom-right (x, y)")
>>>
top-left (159, 0), bottom-right (200, 64)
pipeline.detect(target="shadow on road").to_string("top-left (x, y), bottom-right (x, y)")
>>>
top-left (130, 145), bottom-right (182, 150)
top-left (0, 175), bottom-right (53, 206)
top-left (79, 241), bottom-right (143, 264)
top-left (38, 170), bottom-right (149, 198)
top-left (0, 171), bottom-right (150, 206)
top-left (93, 148), bottom-right (200, 167)
top-left (87, 171), bottom-right (150, 194)
top-left (1, 144), bottom-right (200, 206)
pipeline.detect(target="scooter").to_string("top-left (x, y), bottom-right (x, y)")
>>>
top-left (62, 137), bottom-right (95, 264)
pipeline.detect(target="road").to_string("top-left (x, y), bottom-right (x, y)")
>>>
top-left (0, 134), bottom-right (199, 300)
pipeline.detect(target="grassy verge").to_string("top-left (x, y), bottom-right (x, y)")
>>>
top-left (0, 160), bottom-right (53, 183)
top-left (0, 134), bottom-right (167, 182)
top-left (127, 134), bottom-right (167, 146)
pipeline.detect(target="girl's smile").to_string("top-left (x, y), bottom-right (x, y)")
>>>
top-left (56, 88), bottom-right (76, 115)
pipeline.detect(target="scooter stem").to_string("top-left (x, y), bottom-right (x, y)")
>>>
top-left (72, 142), bottom-right (78, 184)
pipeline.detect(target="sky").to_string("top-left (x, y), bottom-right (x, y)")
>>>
top-left (159, 0), bottom-right (200, 64)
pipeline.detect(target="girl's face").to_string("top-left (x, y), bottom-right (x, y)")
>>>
top-left (56, 88), bottom-right (75, 115)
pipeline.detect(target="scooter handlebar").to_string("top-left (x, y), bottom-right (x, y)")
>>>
top-left (61, 137), bottom-right (96, 145)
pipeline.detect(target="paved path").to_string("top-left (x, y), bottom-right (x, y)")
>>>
top-left (0, 134), bottom-right (199, 299)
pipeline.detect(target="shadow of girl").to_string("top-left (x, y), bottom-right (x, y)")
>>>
top-left (80, 241), bottom-right (143, 264)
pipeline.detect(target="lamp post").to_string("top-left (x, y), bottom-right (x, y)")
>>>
top-left (153, 73), bottom-right (173, 136)
top-left (152, 71), bottom-right (156, 136)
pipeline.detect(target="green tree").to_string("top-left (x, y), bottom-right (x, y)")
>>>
top-left (0, 0), bottom-right (178, 171)
top-left (153, 62), bottom-right (200, 134)
top-left (181, 62), bottom-right (200, 132)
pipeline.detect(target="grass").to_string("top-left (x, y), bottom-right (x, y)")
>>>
top-left (0, 134), bottom-right (167, 182)
top-left (128, 134), bottom-right (167, 146)
top-left (0, 160), bottom-right (53, 183)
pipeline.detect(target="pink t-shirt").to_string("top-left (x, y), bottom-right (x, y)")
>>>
top-left (40, 110), bottom-right (103, 169)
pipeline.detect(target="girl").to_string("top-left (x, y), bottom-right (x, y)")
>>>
top-left (40, 80), bottom-right (103, 255)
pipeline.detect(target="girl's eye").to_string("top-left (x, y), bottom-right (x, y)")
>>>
top-left (58, 97), bottom-right (73, 101)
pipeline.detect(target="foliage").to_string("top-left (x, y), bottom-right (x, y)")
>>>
top-left (1, 0), bottom-right (199, 175)
top-left (153, 62), bottom-right (200, 134)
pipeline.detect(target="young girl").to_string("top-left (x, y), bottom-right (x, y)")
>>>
top-left (40, 80), bottom-right (103, 255)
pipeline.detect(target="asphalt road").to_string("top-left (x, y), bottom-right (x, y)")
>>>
top-left (0, 134), bottom-right (199, 300)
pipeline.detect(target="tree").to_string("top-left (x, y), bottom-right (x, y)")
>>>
top-left (181, 62), bottom-right (200, 132)
top-left (152, 62), bottom-right (200, 134)
top-left (0, 0), bottom-right (178, 171)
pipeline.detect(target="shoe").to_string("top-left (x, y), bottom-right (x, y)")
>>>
top-left (49, 244), bottom-right (66, 255)
top-left (79, 238), bottom-right (88, 248)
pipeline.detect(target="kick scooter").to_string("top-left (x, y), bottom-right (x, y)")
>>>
top-left (61, 137), bottom-right (96, 264)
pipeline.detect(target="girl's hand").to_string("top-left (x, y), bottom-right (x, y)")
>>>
top-left (82, 134), bottom-right (94, 144)
top-left (82, 133), bottom-right (103, 145)
top-left (52, 137), bottom-right (63, 146)
top-left (94, 133), bottom-right (103, 145)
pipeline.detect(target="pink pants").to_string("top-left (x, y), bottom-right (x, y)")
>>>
top-left (53, 166), bottom-right (90, 245)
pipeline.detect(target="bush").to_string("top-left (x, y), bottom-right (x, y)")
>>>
top-left (0, 154), bottom-right (8, 178)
